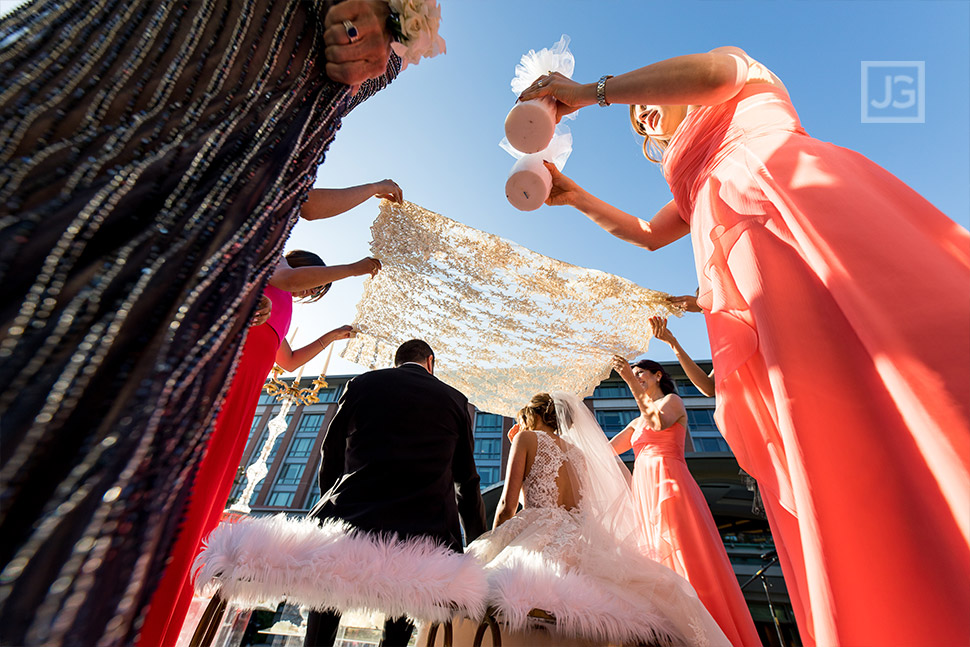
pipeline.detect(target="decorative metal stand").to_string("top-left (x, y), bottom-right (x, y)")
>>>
top-left (229, 367), bottom-right (329, 514)
top-left (190, 366), bottom-right (331, 647)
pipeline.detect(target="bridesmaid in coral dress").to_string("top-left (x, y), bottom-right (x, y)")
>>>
top-left (138, 248), bottom-right (382, 647)
top-left (609, 358), bottom-right (760, 647)
top-left (522, 47), bottom-right (970, 647)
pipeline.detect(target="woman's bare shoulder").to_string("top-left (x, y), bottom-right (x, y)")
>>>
top-left (708, 46), bottom-right (789, 94)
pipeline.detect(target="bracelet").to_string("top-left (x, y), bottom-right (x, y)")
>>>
top-left (596, 74), bottom-right (613, 107)
top-left (318, 338), bottom-right (326, 350)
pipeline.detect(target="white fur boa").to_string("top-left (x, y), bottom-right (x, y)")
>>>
top-left (194, 515), bottom-right (722, 646)
top-left (193, 515), bottom-right (487, 623)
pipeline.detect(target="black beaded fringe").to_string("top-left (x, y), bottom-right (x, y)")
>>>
top-left (0, 1), bottom-right (397, 644)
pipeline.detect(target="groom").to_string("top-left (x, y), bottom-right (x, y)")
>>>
top-left (304, 339), bottom-right (488, 647)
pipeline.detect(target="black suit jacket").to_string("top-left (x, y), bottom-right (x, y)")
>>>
top-left (308, 364), bottom-right (487, 552)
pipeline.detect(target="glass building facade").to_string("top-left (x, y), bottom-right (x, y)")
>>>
top-left (231, 363), bottom-right (729, 513)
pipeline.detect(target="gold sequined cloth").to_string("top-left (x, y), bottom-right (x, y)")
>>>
top-left (343, 201), bottom-right (680, 416)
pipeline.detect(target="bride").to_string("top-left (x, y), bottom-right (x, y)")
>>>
top-left (465, 392), bottom-right (731, 647)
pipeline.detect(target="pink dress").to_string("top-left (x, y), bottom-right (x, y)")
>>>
top-left (662, 83), bottom-right (970, 647)
top-left (631, 420), bottom-right (760, 647)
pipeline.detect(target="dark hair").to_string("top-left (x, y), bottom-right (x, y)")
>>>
top-left (631, 359), bottom-right (678, 396)
top-left (394, 339), bottom-right (434, 366)
top-left (284, 249), bottom-right (330, 303)
top-left (517, 393), bottom-right (559, 433)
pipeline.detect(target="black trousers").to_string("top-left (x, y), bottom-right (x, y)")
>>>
top-left (303, 609), bottom-right (414, 647)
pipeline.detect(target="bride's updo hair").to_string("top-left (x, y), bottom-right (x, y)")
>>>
top-left (518, 393), bottom-right (559, 433)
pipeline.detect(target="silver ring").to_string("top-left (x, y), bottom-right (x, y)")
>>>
top-left (342, 19), bottom-right (359, 43)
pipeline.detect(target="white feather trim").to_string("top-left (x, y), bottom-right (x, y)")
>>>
top-left (193, 515), bottom-right (487, 623)
top-left (194, 515), bottom-right (722, 646)
top-left (485, 553), bottom-right (685, 646)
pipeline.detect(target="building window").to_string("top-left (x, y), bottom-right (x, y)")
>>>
top-left (274, 463), bottom-right (305, 486)
top-left (686, 408), bottom-right (718, 432)
top-left (686, 408), bottom-right (730, 453)
top-left (244, 415), bottom-right (262, 445)
top-left (592, 381), bottom-right (632, 399)
top-left (692, 436), bottom-right (731, 452)
top-left (257, 393), bottom-right (276, 405)
top-left (474, 413), bottom-right (503, 489)
top-left (479, 466), bottom-right (501, 487)
top-left (674, 379), bottom-right (703, 397)
top-left (475, 412), bottom-right (504, 433)
top-left (295, 413), bottom-right (327, 434)
top-left (286, 436), bottom-right (315, 459)
top-left (303, 460), bottom-right (322, 509)
top-left (594, 409), bottom-right (639, 460)
top-left (474, 438), bottom-right (502, 459)
top-left (595, 409), bottom-right (639, 434)
top-left (316, 386), bottom-right (340, 403)
top-left (265, 491), bottom-right (294, 507)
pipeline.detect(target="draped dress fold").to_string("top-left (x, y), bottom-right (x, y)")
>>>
top-left (662, 83), bottom-right (970, 646)
top-left (631, 420), bottom-right (760, 647)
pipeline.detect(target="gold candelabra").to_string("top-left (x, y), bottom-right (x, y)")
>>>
top-left (262, 365), bottom-right (329, 404)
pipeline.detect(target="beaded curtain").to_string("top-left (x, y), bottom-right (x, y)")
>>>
top-left (343, 201), bottom-right (681, 417)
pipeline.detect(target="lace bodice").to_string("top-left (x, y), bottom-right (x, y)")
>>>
top-left (522, 433), bottom-right (567, 509)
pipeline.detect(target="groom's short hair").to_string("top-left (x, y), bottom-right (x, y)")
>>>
top-left (394, 339), bottom-right (434, 367)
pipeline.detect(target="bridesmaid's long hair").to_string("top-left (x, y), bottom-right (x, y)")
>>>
top-left (284, 249), bottom-right (330, 303)
top-left (632, 359), bottom-right (678, 396)
top-left (629, 105), bottom-right (669, 164)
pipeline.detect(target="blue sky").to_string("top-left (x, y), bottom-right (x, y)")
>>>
top-left (292, 0), bottom-right (969, 380)
top-left (5, 1), bottom-right (967, 384)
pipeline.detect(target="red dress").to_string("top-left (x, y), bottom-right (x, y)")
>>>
top-left (137, 285), bottom-right (292, 647)
top-left (662, 83), bottom-right (970, 646)
top-left (631, 420), bottom-right (760, 646)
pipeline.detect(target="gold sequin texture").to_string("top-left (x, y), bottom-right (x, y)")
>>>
top-left (343, 200), bottom-right (681, 417)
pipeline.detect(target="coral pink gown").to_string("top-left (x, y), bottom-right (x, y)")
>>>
top-left (631, 420), bottom-right (761, 647)
top-left (662, 83), bottom-right (970, 647)
top-left (137, 285), bottom-right (292, 647)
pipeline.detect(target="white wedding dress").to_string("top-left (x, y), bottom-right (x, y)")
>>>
top-left (465, 394), bottom-right (731, 647)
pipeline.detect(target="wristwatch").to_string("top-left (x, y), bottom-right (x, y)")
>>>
top-left (597, 74), bottom-right (613, 107)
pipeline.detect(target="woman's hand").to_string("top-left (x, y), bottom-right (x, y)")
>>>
top-left (323, 0), bottom-right (392, 91)
top-left (610, 354), bottom-right (635, 382)
top-left (544, 161), bottom-right (585, 208)
top-left (666, 294), bottom-right (702, 313)
top-left (251, 295), bottom-right (272, 327)
top-left (507, 423), bottom-right (521, 443)
top-left (517, 71), bottom-right (596, 122)
top-left (372, 179), bottom-right (402, 203)
top-left (649, 316), bottom-right (677, 346)
top-left (352, 257), bottom-right (382, 277)
top-left (326, 325), bottom-right (356, 342)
